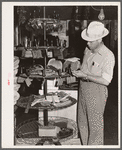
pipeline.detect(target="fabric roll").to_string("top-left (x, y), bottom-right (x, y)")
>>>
top-left (14, 76), bottom-right (18, 84)
top-left (14, 64), bottom-right (19, 70)
top-left (71, 61), bottom-right (80, 71)
top-left (14, 56), bottom-right (19, 62)
top-left (14, 57), bottom-right (20, 63)
top-left (14, 59), bottom-right (20, 69)
top-left (17, 76), bottom-right (26, 83)
top-left (63, 60), bottom-right (71, 72)
top-left (47, 58), bottom-right (62, 71)
top-left (14, 84), bottom-right (21, 91)
top-left (63, 59), bottom-right (80, 72)
top-left (14, 91), bottom-right (20, 104)
top-left (14, 68), bottom-right (18, 75)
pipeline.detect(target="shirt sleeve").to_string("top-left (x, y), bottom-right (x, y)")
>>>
top-left (102, 53), bottom-right (115, 83)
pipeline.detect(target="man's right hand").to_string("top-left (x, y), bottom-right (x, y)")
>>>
top-left (72, 70), bottom-right (87, 78)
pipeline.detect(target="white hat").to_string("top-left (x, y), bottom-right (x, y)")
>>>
top-left (81, 21), bottom-right (109, 41)
top-left (47, 58), bottom-right (62, 71)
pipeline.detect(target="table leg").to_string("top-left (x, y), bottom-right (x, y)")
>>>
top-left (43, 109), bottom-right (48, 126)
top-left (36, 138), bottom-right (61, 145)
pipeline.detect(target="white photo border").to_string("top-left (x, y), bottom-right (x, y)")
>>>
top-left (1, 1), bottom-right (121, 149)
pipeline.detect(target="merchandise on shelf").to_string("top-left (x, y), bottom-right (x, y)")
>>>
top-left (14, 56), bottom-right (20, 105)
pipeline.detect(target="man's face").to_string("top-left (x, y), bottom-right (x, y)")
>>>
top-left (87, 40), bottom-right (100, 52)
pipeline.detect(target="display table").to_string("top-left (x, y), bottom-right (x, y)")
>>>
top-left (15, 45), bottom-right (78, 145)
top-left (16, 94), bottom-right (77, 125)
top-left (19, 72), bottom-right (70, 80)
top-left (43, 89), bottom-right (78, 122)
top-left (15, 117), bottom-right (78, 145)
top-left (15, 92), bottom-right (77, 145)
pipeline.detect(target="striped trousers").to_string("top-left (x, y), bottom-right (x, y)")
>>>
top-left (77, 80), bottom-right (108, 145)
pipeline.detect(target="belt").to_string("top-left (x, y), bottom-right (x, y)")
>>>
top-left (81, 77), bottom-right (91, 82)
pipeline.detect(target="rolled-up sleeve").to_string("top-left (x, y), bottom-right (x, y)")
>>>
top-left (102, 53), bottom-right (115, 83)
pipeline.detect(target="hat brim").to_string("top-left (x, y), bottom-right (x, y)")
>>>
top-left (81, 28), bottom-right (109, 41)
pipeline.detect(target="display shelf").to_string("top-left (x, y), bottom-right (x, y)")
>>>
top-left (15, 116), bottom-right (78, 145)
top-left (23, 46), bottom-right (60, 49)
top-left (19, 72), bottom-right (70, 79)
top-left (14, 6), bottom-right (78, 145)
top-left (16, 94), bottom-right (77, 111)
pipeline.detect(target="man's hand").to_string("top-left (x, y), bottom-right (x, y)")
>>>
top-left (72, 70), bottom-right (87, 78)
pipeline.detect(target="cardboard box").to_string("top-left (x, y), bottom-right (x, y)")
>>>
top-left (39, 126), bottom-right (59, 137)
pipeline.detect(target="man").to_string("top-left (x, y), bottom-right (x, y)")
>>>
top-left (72, 21), bottom-right (115, 145)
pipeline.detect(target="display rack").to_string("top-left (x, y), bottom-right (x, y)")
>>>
top-left (15, 117), bottom-right (78, 145)
top-left (15, 7), bottom-right (78, 145)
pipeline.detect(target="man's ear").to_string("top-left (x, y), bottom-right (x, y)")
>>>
top-left (97, 38), bottom-right (102, 43)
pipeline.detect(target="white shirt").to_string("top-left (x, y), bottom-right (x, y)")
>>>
top-left (81, 43), bottom-right (115, 83)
